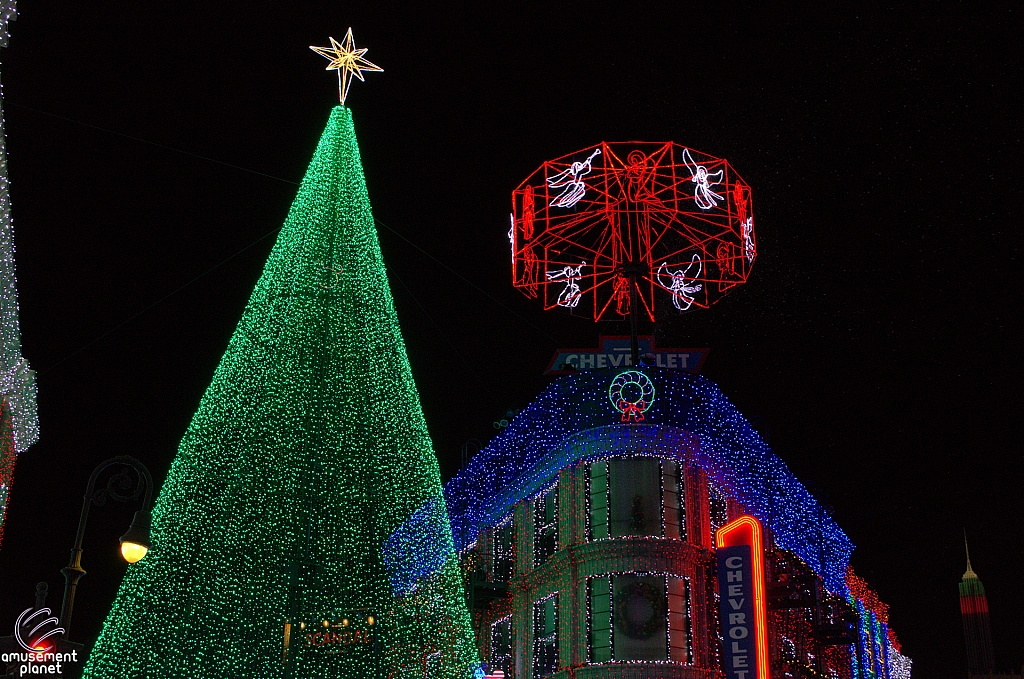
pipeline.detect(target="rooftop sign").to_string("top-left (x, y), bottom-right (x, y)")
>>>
top-left (544, 336), bottom-right (708, 375)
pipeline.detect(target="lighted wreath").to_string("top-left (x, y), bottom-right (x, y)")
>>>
top-left (615, 580), bottom-right (665, 640)
top-left (608, 370), bottom-right (655, 422)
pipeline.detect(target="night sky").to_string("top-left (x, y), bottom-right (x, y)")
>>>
top-left (0, 4), bottom-right (1020, 678)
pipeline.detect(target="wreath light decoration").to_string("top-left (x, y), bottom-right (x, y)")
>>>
top-left (608, 371), bottom-right (655, 422)
top-left (615, 579), bottom-right (665, 640)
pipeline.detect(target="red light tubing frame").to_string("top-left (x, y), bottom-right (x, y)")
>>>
top-left (510, 142), bottom-right (755, 322)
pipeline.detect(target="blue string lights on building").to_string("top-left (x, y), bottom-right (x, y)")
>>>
top-left (444, 367), bottom-right (910, 679)
top-left (444, 368), bottom-right (853, 595)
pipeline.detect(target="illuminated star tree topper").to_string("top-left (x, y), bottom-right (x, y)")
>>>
top-left (310, 28), bottom-right (383, 105)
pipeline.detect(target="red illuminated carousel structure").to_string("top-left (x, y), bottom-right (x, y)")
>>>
top-left (510, 142), bottom-right (755, 358)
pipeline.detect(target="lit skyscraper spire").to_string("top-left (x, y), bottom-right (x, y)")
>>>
top-left (959, 535), bottom-right (995, 676)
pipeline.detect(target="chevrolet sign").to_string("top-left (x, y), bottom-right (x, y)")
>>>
top-left (544, 336), bottom-right (708, 375)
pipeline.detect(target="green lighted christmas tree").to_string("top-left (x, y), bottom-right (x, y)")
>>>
top-left (83, 105), bottom-right (479, 678)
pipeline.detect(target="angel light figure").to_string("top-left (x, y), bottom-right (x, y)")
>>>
top-left (522, 247), bottom-right (540, 297)
top-left (510, 214), bottom-right (540, 298)
top-left (613, 275), bottom-right (631, 316)
top-left (682, 148), bottom-right (724, 210)
top-left (657, 254), bottom-right (703, 311)
top-left (546, 262), bottom-right (586, 308)
top-left (742, 217), bottom-right (756, 263)
top-left (521, 185), bottom-right (536, 240)
top-left (547, 149), bottom-right (601, 209)
top-left (625, 150), bottom-right (656, 202)
top-left (733, 182), bottom-right (749, 223)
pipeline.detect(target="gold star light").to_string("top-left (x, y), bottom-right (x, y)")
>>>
top-left (310, 28), bottom-right (383, 105)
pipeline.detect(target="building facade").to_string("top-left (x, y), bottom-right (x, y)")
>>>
top-left (445, 368), bottom-right (911, 679)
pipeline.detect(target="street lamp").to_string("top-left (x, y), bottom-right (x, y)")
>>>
top-left (59, 455), bottom-right (153, 637)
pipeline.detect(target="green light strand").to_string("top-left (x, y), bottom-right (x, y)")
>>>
top-left (84, 106), bottom-right (479, 679)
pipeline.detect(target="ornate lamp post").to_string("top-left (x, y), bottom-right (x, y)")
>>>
top-left (59, 455), bottom-right (153, 637)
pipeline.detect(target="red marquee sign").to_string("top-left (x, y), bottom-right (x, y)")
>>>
top-left (303, 627), bottom-right (373, 648)
top-left (715, 515), bottom-right (769, 679)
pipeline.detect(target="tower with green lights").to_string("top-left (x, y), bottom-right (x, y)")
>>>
top-left (0, 0), bottom-right (41, 551)
top-left (83, 104), bottom-right (479, 678)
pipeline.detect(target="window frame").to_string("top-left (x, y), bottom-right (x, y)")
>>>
top-left (584, 572), bottom-right (694, 666)
top-left (533, 482), bottom-right (558, 567)
top-left (532, 593), bottom-right (559, 678)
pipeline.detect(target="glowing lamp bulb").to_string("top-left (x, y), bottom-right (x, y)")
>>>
top-left (118, 510), bottom-right (152, 563)
top-left (120, 541), bottom-right (149, 563)
top-left (366, 615), bottom-right (375, 626)
top-left (323, 620), bottom-right (330, 628)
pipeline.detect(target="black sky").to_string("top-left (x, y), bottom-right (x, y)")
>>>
top-left (0, 3), bottom-right (1020, 678)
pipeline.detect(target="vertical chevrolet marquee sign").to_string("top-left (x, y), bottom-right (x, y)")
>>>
top-left (715, 516), bottom-right (769, 679)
